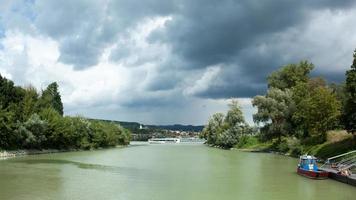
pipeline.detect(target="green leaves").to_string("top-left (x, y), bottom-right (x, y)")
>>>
top-left (89, 121), bottom-right (130, 148)
top-left (37, 82), bottom-right (64, 116)
top-left (294, 87), bottom-right (341, 143)
top-left (344, 49), bottom-right (356, 134)
top-left (202, 100), bottom-right (251, 148)
top-left (252, 88), bottom-right (294, 141)
top-left (267, 60), bottom-right (314, 90)
top-left (254, 61), bottom-right (342, 144)
top-left (0, 74), bottom-right (131, 150)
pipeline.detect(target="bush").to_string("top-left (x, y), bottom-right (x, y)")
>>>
top-left (17, 114), bottom-right (48, 149)
top-left (236, 135), bottom-right (259, 148)
top-left (277, 140), bottom-right (290, 153)
top-left (90, 121), bottom-right (129, 148)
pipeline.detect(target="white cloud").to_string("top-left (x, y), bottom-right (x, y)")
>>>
top-left (0, 30), bottom-right (129, 111)
top-left (183, 66), bottom-right (221, 96)
top-left (265, 8), bottom-right (356, 74)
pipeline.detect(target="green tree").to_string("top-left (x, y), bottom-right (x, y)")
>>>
top-left (344, 49), bottom-right (356, 136)
top-left (267, 61), bottom-right (314, 90)
top-left (202, 100), bottom-right (250, 148)
top-left (294, 87), bottom-right (341, 143)
top-left (202, 113), bottom-right (225, 145)
top-left (90, 121), bottom-right (125, 148)
top-left (17, 114), bottom-right (48, 149)
top-left (0, 74), bottom-right (25, 108)
top-left (38, 82), bottom-right (63, 115)
top-left (252, 88), bottom-right (295, 141)
top-left (0, 107), bottom-right (17, 149)
top-left (225, 100), bottom-right (246, 127)
top-left (329, 83), bottom-right (347, 129)
top-left (21, 86), bottom-right (39, 121)
top-left (39, 107), bottom-right (65, 148)
top-left (69, 117), bottom-right (92, 149)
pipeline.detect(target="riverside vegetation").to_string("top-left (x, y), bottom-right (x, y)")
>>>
top-left (0, 79), bottom-right (130, 152)
top-left (202, 49), bottom-right (356, 159)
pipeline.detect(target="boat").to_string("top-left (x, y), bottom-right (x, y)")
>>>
top-left (148, 138), bottom-right (180, 144)
top-left (297, 155), bottom-right (329, 179)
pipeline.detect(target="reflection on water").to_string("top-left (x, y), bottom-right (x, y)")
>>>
top-left (10, 159), bottom-right (139, 173)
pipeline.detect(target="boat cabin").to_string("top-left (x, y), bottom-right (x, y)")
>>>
top-left (299, 155), bottom-right (319, 171)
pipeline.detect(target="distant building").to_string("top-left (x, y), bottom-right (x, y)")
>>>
top-left (139, 124), bottom-right (148, 130)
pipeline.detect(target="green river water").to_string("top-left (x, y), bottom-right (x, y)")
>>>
top-left (0, 142), bottom-right (355, 200)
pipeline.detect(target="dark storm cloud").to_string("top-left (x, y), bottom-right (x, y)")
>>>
top-left (6, 0), bottom-right (355, 96)
top-left (32, 0), bottom-right (177, 69)
top-left (151, 0), bottom-right (356, 97)
top-left (157, 0), bottom-right (354, 68)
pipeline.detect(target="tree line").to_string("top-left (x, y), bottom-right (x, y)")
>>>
top-left (202, 49), bottom-right (356, 151)
top-left (0, 77), bottom-right (130, 150)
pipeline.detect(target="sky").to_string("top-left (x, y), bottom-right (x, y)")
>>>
top-left (0, 0), bottom-right (356, 125)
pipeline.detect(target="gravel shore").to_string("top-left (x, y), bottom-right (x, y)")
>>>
top-left (0, 149), bottom-right (69, 159)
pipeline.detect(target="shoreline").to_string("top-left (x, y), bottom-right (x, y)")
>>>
top-left (236, 148), bottom-right (303, 158)
top-left (0, 145), bottom-right (127, 159)
top-left (0, 149), bottom-right (74, 159)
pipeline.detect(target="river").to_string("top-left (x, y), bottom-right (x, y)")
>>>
top-left (0, 142), bottom-right (355, 200)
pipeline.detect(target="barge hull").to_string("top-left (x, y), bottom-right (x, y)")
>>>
top-left (329, 172), bottom-right (356, 187)
top-left (297, 168), bottom-right (329, 179)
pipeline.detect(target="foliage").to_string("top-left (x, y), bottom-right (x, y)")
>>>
top-left (0, 75), bottom-right (131, 150)
top-left (0, 107), bottom-right (17, 149)
top-left (90, 121), bottom-right (130, 148)
top-left (16, 114), bottom-right (48, 149)
top-left (21, 86), bottom-right (39, 121)
top-left (37, 82), bottom-right (64, 116)
top-left (202, 113), bottom-right (225, 145)
top-left (252, 88), bottom-right (294, 141)
top-left (236, 135), bottom-right (259, 148)
top-left (267, 61), bottom-right (314, 90)
top-left (344, 49), bottom-right (356, 134)
top-left (293, 87), bottom-right (341, 143)
top-left (202, 100), bottom-right (251, 148)
top-left (0, 74), bottom-right (25, 108)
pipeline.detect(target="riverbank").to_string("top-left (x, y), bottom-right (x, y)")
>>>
top-left (0, 145), bottom-right (127, 159)
top-left (236, 131), bottom-right (356, 160)
top-left (0, 149), bottom-right (70, 159)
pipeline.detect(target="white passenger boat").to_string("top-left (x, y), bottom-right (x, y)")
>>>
top-left (148, 138), bottom-right (181, 144)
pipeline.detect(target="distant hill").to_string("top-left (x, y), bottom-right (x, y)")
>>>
top-left (88, 118), bottom-right (204, 132)
top-left (147, 124), bottom-right (204, 132)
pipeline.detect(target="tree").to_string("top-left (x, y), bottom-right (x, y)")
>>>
top-left (225, 100), bottom-right (246, 127)
top-left (39, 107), bottom-right (64, 148)
top-left (293, 87), bottom-right (341, 143)
top-left (89, 121), bottom-right (125, 148)
top-left (69, 117), bottom-right (92, 149)
top-left (0, 107), bottom-right (17, 149)
top-left (0, 74), bottom-right (25, 108)
top-left (344, 49), bottom-right (356, 135)
top-left (202, 113), bottom-right (225, 145)
top-left (17, 114), bottom-right (48, 149)
top-left (329, 83), bottom-right (347, 129)
top-left (202, 100), bottom-right (250, 148)
top-left (21, 86), bottom-right (39, 121)
top-left (252, 88), bottom-right (294, 141)
top-left (38, 82), bottom-right (64, 115)
top-left (267, 61), bottom-right (314, 90)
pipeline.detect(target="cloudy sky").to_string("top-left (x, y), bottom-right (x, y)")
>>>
top-left (0, 0), bottom-right (356, 125)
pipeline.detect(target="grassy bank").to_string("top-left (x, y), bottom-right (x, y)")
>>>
top-left (236, 131), bottom-right (355, 159)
